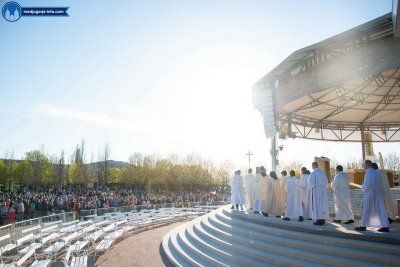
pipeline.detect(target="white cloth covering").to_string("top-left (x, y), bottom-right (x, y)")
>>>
top-left (279, 175), bottom-right (289, 214)
top-left (254, 174), bottom-right (263, 200)
top-left (253, 173), bottom-right (266, 212)
top-left (331, 172), bottom-right (354, 221)
top-left (378, 170), bottom-right (396, 220)
top-left (230, 174), bottom-right (245, 205)
top-left (361, 168), bottom-right (389, 228)
top-left (244, 173), bottom-right (256, 209)
top-left (298, 173), bottom-right (312, 219)
top-left (309, 168), bottom-right (329, 221)
top-left (284, 177), bottom-right (303, 219)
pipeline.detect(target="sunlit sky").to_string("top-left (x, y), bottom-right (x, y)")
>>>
top-left (0, 0), bottom-right (397, 170)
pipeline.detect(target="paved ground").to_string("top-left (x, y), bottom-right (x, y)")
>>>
top-left (230, 208), bottom-right (400, 244)
top-left (93, 221), bottom-right (184, 267)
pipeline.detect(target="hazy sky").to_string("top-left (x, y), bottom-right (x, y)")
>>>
top-left (0, 0), bottom-right (396, 170)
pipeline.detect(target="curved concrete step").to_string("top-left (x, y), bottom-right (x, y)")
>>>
top-left (163, 223), bottom-right (204, 267)
top-left (202, 214), bottom-right (378, 267)
top-left (212, 211), bottom-right (400, 265)
top-left (162, 227), bottom-right (188, 267)
top-left (222, 208), bottom-right (400, 245)
top-left (176, 219), bottom-right (235, 267)
top-left (191, 219), bottom-right (318, 267)
top-left (219, 208), bottom-right (400, 255)
top-left (161, 207), bottom-right (400, 267)
top-left (185, 219), bottom-right (273, 266)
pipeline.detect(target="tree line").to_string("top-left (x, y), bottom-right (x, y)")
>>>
top-left (0, 142), bottom-right (233, 192)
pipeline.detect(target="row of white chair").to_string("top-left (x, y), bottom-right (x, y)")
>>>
top-left (0, 206), bottom-right (207, 267)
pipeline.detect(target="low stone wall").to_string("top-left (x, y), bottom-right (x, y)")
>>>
top-left (327, 188), bottom-right (400, 217)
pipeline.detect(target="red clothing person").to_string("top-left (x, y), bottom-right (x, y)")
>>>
top-left (8, 203), bottom-right (16, 224)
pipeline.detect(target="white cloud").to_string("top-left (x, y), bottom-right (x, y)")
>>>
top-left (33, 102), bottom-right (177, 137)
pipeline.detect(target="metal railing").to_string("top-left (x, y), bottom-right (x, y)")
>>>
top-left (0, 201), bottom-right (227, 239)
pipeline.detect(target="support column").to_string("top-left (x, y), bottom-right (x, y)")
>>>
top-left (361, 127), bottom-right (366, 162)
top-left (271, 135), bottom-right (277, 172)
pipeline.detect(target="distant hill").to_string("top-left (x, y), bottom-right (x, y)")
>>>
top-left (86, 160), bottom-right (128, 168)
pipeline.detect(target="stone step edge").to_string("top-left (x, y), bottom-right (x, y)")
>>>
top-left (204, 214), bottom-right (394, 266)
top-left (176, 218), bottom-right (233, 267)
top-left (215, 210), bottom-right (400, 256)
top-left (222, 207), bottom-right (400, 245)
top-left (185, 219), bottom-right (275, 267)
top-left (199, 216), bottom-right (373, 267)
top-left (191, 219), bottom-right (321, 267)
top-left (161, 225), bottom-right (187, 267)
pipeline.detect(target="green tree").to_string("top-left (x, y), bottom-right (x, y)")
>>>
top-left (121, 164), bottom-right (138, 188)
top-left (106, 168), bottom-right (122, 184)
top-left (69, 163), bottom-right (85, 184)
top-left (0, 160), bottom-right (6, 185)
top-left (69, 142), bottom-right (88, 185)
top-left (24, 150), bottom-right (52, 186)
top-left (14, 160), bottom-right (33, 186)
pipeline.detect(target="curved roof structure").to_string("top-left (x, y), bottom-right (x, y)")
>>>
top-left (254, 11), bottom-right (400, 142)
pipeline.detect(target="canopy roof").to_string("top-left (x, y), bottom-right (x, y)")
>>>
top-left (254, 12), bottom-right (400, 142)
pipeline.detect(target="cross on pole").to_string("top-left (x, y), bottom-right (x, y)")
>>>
top-left (245, 151), bottom-right (253, 169)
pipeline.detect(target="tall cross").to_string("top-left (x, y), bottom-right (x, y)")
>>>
top-left (245, 151), bottom-right (253, 169)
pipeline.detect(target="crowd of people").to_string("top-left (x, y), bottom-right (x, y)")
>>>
top-left (230, 160), bottom-right (396, 232)
top-left (0, 186), bottom-right (229, 225)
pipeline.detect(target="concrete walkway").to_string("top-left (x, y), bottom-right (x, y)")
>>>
top-left (94, 221), bottom-right (185, 267)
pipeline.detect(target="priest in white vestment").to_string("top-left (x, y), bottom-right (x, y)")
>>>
top-left (298, 167), bottom-right (312, 220)
top-left (372, 163), bottom-right (395, 223)
top-left (230, 170), bottom-right (245, 210)
top-left (283, 170), bottom-right (304, 221)
top-left (309, 162), bottom-right (329, 225)
top-left (279, 170), bottom-right (289, 215)
top-left (331, 165), bottom-right (354, 224)
top-left (253, 166), bottom-right (265, 213)
top-left (355, 160), bottom-right (389, 232)
top-left (244, 169), bottom-right (256, 210)
top-left (260, 170), bottom-right (271, 217)
top-left (267, 171), bottom-right (283, 217)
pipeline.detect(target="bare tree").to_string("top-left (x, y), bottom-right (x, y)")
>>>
top-left (57, 151), bottom-right (65, 190)
top-left (384, 152), bottom-right (400, 171)
top-left (3, 151), bottom-right (15, 190)
top-left (97, 143), bottom-right (110, 187)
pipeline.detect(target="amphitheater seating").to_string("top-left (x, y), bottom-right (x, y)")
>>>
top-left (69, 241), bottom-right (89, 253)
top-left (42, 241), bottom-right (65, 259)
top-left (38, 225), bottom-right (58, 237)
top-left (93, 239), bottom-right (113, 258)
top-left (83, 230), bottom-right (103, 245)
top-left (30, 258), bottom-right (51, 267)
top-left (0, 205), bottom-right (208, 266)
top-left (0, 234), bottom-right (16, 255)
top-left (0, 249), bottom-right (35, 267)
top-left (19, 232), bottom-right (60, 255)
top-left (62, 248), bottom-right (88, 267)
top-left (15, 233), bottom-right (35, 253)
top-left (61, 232), bottom-right (80, 246)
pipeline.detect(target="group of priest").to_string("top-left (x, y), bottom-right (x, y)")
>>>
top-left (230, 160), bottom-right (395, 232)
